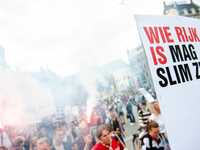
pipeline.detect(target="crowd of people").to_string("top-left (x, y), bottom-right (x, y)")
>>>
top-left (0, 88), bottom-right (170, 150)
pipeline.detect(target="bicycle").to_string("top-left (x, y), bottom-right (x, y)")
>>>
top-left (132, 127), bottom-right (145, 150)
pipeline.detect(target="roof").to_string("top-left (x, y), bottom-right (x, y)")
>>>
top-left (163, 1), bottom-right (200, 15)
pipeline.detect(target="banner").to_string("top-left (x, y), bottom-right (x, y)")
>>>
top-left (72, 106), bottom-right (79, 115)
top-left (2, 132), bottom-right (12, 148)
top-left (64, 106), bottom-right (74, 123)
top-left (34, 88), bottom-right (57, 119)
top-left (135, 15), bottom-right (200, 150)
top-left (139, 88), bottom-right (155, 103)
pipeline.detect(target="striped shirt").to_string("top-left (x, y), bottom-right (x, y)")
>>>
top-left (138, 108), bottom-right (151, 126)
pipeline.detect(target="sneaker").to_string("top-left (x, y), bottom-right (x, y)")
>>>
top-left (130, 123), bottom-right (135, 126)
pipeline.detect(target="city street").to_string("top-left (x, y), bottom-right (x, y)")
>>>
top-left (123, 104), bottom-right (140, 150)
top-left (92, 102), bottom-right (141, 150)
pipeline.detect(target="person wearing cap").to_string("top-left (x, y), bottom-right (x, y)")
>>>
top-left (91, 124), bottom-right (125, 150)
top-left (117, 99), bottom-right (125, 125)
top-left (105, 106), bottom-right (125, 145)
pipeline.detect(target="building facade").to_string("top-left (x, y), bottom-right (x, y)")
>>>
top-left (127, 46), bottom-right (154, 90)
top-left (113, 67), bottom-right (135, 93)
top-left (163, 0), bottom-right (200, 18)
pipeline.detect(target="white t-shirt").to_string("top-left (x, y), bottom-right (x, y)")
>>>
top-left (53, 131), bottom-right (74, 144)
top-left (54, 144), bottom-right (65, 150)
top-left (149, 114), bottom-right (165, 133)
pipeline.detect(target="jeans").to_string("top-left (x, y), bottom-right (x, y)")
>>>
top-left (128, 111), bottom-right (135, 123)
top-left (118, 134), bottom-right (125, 146)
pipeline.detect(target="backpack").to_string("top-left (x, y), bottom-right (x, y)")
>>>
top-left (140, 133), bottom-right (164, 149)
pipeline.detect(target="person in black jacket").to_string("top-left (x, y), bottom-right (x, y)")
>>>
top-left (52, 128), bottom-right (77, 150)
top-left (126, 100), bottom-right (135, 125)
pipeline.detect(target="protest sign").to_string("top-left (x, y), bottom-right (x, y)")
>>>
top-left (139, 88), bottom-right (155, 103)
top-left (72, 106), bottom-right (79, 115)
top-left (2, 132), bottom-right (11, 148)
top-left (135, 15), bottom-right (200, 150)
top-left (34, 88), bottom-right (57, 119)
top-left (64, 106), bottom-right (73, 123)
top-left (52, 112), bottom-right (65, 123)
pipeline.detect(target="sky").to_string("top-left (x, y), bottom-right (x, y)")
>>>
top-left (0, 0), bottom-right (200, 77)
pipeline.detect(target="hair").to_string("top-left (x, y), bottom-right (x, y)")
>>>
top-left (96, 124), bottom-right (112, 139)
top-left (30, 136), bottom-right (38, 150)
top-left (78, 121), bottom-right (87, 129)
top-left (54, 128), bottom-right (64, 136)
top-left (37, 137), bottom-right (51, 147)
top-left (141, 101), bottom-right (146, 106)
top-left (12, 136), bottom-right (25, 148)
top-left (40, 128), bottom-right (50, 138)
top-left (97, 117), bottom-right (105, 128)
top-left (26, 129), bottom-right (37, 140)
top-left (150, 101), bottom-right (159, 118)
top-left (108, 106), bottom-right (114, 112)
top-left (58, 120), bottom-right (68, 129)
top-left (145, 121), bottom-right (159, 133)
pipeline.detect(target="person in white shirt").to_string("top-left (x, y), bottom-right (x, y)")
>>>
top-left (52, 129), bottom-right (77, 150)
top-left (149, 101), bottom-right (165, 134)
top-left (59, 121), bottom-right (74, 144)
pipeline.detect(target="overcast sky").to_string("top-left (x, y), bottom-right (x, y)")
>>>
top-left (0, 0), bottom-right (200, 77)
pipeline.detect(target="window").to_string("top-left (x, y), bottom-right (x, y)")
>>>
top-left (144, 64), bottom-right (146, 68)
top-left (122, 84), bottom-right (124, 88)
top-left (123, 77), bottom-right (126, 80)
top-left (146, 72), bottom-right (149, 77)
top-left (127, 76), bottom-right (130, 79)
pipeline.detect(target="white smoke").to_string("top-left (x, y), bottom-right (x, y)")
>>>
top-left (0, 70), bottom-right (56, 127)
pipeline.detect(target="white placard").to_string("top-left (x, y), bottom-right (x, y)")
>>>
top-left (139, 88), bottom-right (155, 103)
top-left (34, 88), bottom-right (57, 119)
top-left (2, 132), bottom-right (11, 148)
top-left (135, 15), bottom-right (200, 150)
top-left (64, 106), bottom-right (73, 123)
top-left (72, 106), bottom-right (79, 115)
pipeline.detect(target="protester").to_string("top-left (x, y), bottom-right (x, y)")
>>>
top-left (12, 136), bottom-right (25, 150)
top-left (11, 130), bottom-right (19, 142)
top-left (58, 121), bottom-right (74, 144)
top-left (80, 112), bottom-right (87, 123)
top-left (25, 129), bottom-right (38, 150)
top-left (149, 101), bottom-right (166, 135)
top-left (105, 106), bottom-right (125, 145)
top-left (37, 137), bottom-right (52, 150)
top-left (71, 116), bottom-right (79, 127)
top-left (96, 117), bottom-right (105, 128)
top-left (52, 128), bottom-right (72, 150)
top-left (126, 100), bottom-right (135, 125)
top-left (140, 121), bottom-right (166, 150)
top-left (91, 124), bottom-right (125, 150)
top-left (75, 122), bottom-right (96, 150)
top-left (69, 123), bottom-right (80, 140)
top-left (30, 136), bottom-right (38, 150)
top-left (39, 128), bottom-right (53, 145)
top-left (138, 101), bottom-right (151, 128)
top-left (117, 99), bottom-right (125, 124)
